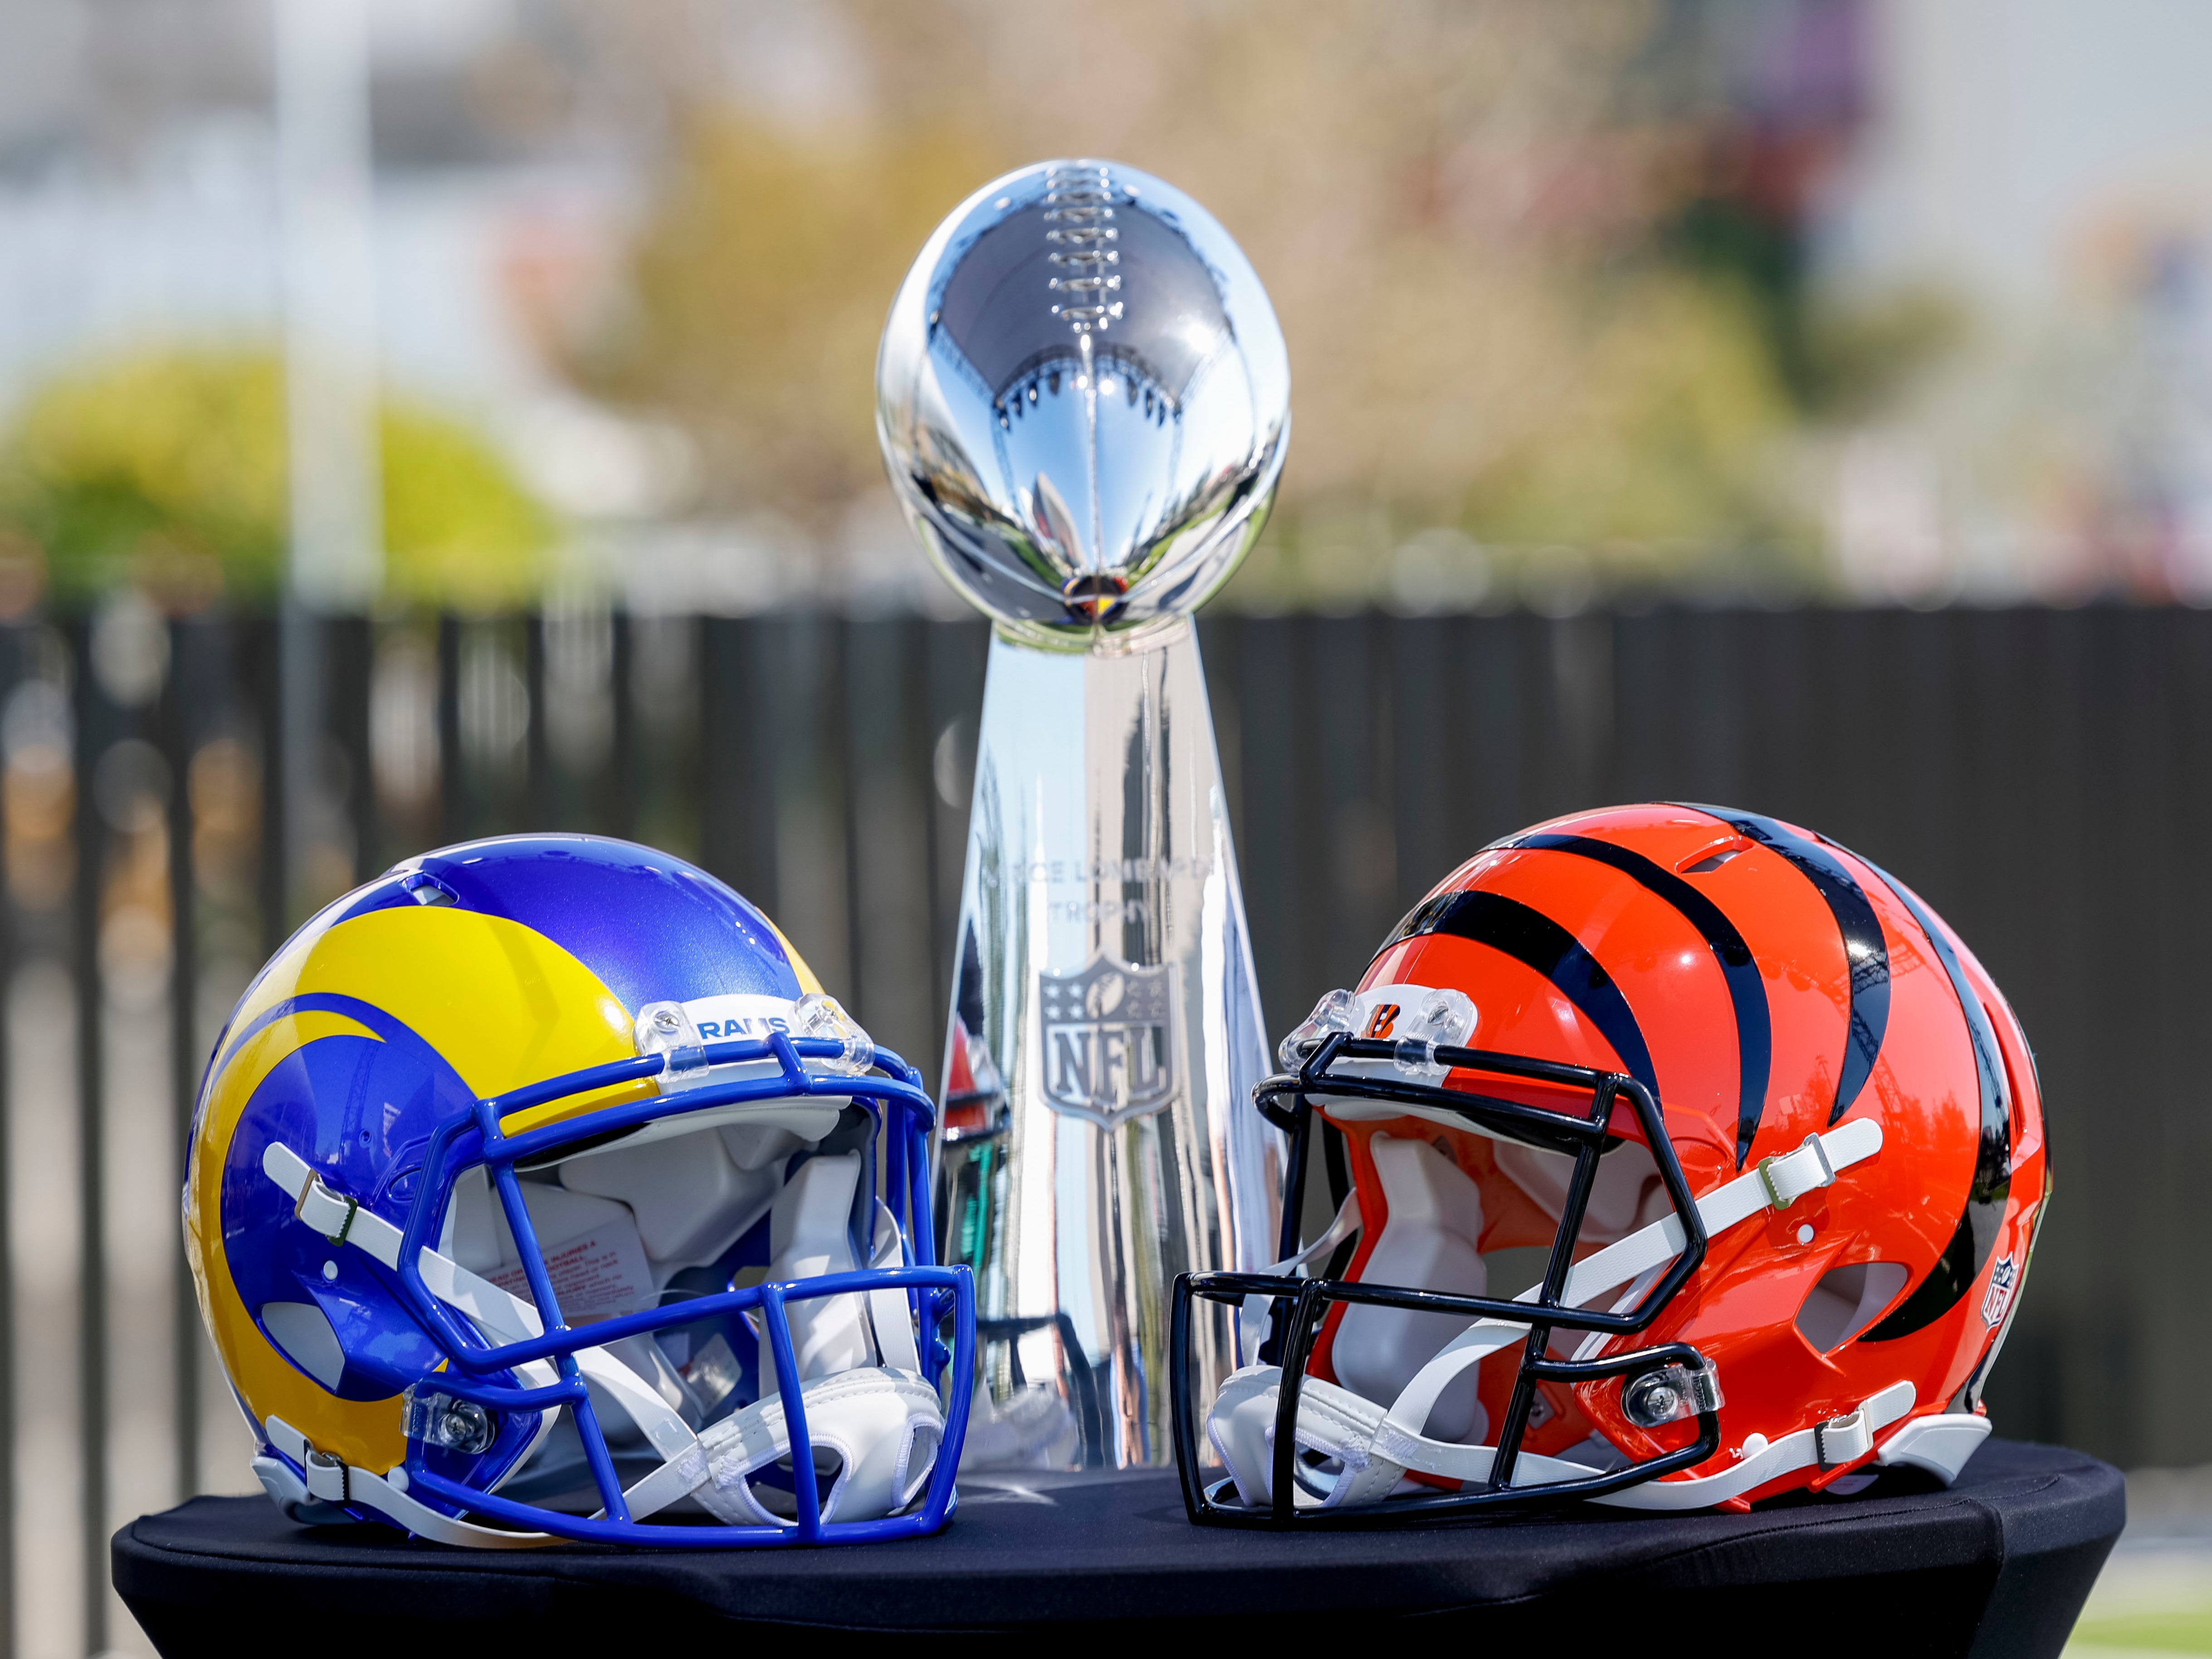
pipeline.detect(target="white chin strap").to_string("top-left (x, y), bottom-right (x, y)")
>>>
top-left (1240, 1191), bottom-right (1364, 1361)
top-left (692, 1367), bottom-right (945, 1525)
top-left (1209, 1118), bottom-right (1993, 1513)
top-left (259, 1144), bottom-right (944, 1544)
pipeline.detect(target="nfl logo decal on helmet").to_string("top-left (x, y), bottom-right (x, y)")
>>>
top-left (184, 834), bottom-right (974, 1546)
top-left (1171, 803), bottom-right (2049, 1523)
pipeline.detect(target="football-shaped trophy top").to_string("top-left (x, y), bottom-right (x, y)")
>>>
top-left (877, 160), bottom-right (1290, 649)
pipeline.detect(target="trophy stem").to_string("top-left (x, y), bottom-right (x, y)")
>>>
top-left (936, 618), bottom-right (1281, 1470)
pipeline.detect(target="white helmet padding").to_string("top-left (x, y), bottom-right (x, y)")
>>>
top-left (419, 1119), bottom-right (942, 1528)
top-left (1493, 1134), bottom-right (1669, 1246)
top-left (558, 1124), bottom-right (784, 1266)
top-left (764, 1153), bottom-right (874, 1382)
top-left (561, 1145), bottom-right (941, 1525)
top-left (1329, 1135), bottom-right (1489, 1446)
top-left (1200, 1118), bottom-right (1923, 1516)
top-left (681, 1150), bottom-right (942, 1524)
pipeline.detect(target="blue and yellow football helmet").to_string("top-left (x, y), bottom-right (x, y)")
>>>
top-left (184, 834), bottom-right (974, 1547)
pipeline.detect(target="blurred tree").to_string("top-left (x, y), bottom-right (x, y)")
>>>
top-left (1463, 272), bottom-right (1802, 546)
top-left (546, 0), bottom-right (1867, 598)
top-left (379, 401), bottom-right (558, 610)
top-left (565, 115), bottom-right (999, 527)
top-left (0, 350), bottom-right (554, 611)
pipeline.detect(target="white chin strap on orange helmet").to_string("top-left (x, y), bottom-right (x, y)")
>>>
top-left (1206, 1115), bottom-right (1987, 1513)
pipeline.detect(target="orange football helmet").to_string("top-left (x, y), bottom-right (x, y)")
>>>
top-left (1172, 803), bottom-right (2049, 1524)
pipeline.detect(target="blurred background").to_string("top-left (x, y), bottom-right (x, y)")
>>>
top-left (2, 1), bottom-right (2211, 1653)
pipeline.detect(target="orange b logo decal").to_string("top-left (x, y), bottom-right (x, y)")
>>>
top-left (1363, 1003), bottom-right (1401, 1039)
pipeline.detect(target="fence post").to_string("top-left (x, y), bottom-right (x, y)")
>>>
top-left (920, 619), bottom-right (988, 1085)
top-left (698, 618), bottom-right (774, 913)
top-left (610, 611), bottom-right (637, 844)
top-left (0, 624), bottom-right (16, 1659)
top-left (252, 616), bottom-right (287, 961)
top-left (437, 613), bottom-right (463, 847)
top-left (68, 619), bottom-right (108, 1654)
top-left (161, 620), bottom-right (201, 1504)
top-left (525, 614), bottom-right (549, 832)
top-left (832, 618), bottom-right (862, 1026)
top-left (329, 616), bottom-right (375, 882)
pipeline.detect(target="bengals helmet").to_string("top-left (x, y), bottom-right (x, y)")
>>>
top-left (1171, 803), bottom-right (2048, 1524)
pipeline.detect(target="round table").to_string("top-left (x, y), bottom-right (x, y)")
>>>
top-left (113, 1438), bottom-right (2120, 1656)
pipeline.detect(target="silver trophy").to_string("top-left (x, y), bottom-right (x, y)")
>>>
top-left (876, 160), bottom-right (1288, 1469)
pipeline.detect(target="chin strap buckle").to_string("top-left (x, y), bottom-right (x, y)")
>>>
top-left (303, 1448), bottom-right (350, 1503)
top-left (322, 1192), bottom-right (360, 1247)
top-left (1758, 1134), bottom-right (1837, 1212)
top-left (1814, 1407), bottom-right (1873, 1470)
top-left (286, 1161), bottom-right (362, 1247)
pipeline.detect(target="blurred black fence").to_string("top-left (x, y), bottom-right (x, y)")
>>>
top-left (2, 602), bottom-right (2209, 1652)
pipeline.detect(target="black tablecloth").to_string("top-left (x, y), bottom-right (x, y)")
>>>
top-left (114, 1439), bottom-right (2121, 1657)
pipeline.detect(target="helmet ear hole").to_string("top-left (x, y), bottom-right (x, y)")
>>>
top-left (261, 1300), bottom-right (347, 1391)
top-left (1795, 1261), bottom-right (1909, 1353)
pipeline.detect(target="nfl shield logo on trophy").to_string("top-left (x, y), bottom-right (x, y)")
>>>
top-left (1038, 954), bottom-right (1180, 1129)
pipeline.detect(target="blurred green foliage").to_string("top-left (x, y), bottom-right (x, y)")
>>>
top-left (381, 399), bottom-right (557, 610)
top-left (0, 350), bottom-right (553, 612)
top-left (1455, 273), bottom-right (1802, 548)
top-left (566, 115), bottom-right (999, 526)
top-left (0, 5), bottom-right (1968, 612)
top-left (546, 0), bottom-right (1958, 604)
top-left (1669, 174), bottom-right (1967, 422)
top-left (2066, 1607), bottom-right (2212, 1653)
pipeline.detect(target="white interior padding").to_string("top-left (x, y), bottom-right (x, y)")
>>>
top-left (599, 1332), bottom-right (703, 1428)
top-left (444, 1168), bottom-right (635, 1277)
top-left (392, 1101), bottom-right (942, 1533)
top-left (721, 1121), bottom-right (809, 1172)
top-left (1209, 1365), bottom-right (1288, 1508)
top-left (440, 1116), bottom-right (824, 1290)
top-left (1494, 1135), bottom-right (1668, 1245)
top-left (867, 1203), bottom-right (922, 1374)
top-left (558, 1125), bottom-right (779, 1267)
top-left (762, 1153), bottom-right (872, 1387)
top-left (1333, 1135), bottom-right (1489, 1444)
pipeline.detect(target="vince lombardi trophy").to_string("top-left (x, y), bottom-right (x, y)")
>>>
top-left (876, 161), bottom-right (1288, 1469)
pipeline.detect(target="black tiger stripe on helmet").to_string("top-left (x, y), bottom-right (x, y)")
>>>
top-left (1389, 827), bottom-right (1770, 1167)
top-left (1676, 805), bottom-right (1891, 1132)
top-left (1849, 856), bottom-right (2013, 1342)
top-left (1673, 808), bottom-right (2013, 1340)
top-left (1384, 888), bottom-right (1660, 1106)
top-left (1389, 813), bottom-right (1968, 1254)
top-left (1494, 831), bottom-right (1773, 1170)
